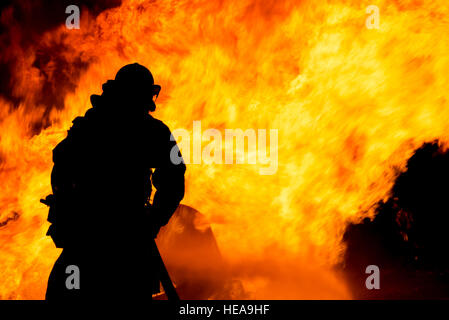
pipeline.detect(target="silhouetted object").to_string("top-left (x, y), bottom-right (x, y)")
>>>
top-left (155, 205), bottom-right (232, 300)
top-left (43, 63), bottom-right (185, 301)
top-left (342, 141), bottom-right (449, 299)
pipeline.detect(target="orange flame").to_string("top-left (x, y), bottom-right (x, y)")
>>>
top-left (2, 0), bottom-right (449, 299)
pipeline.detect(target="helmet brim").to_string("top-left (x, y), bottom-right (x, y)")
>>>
top-left (153, 84), bottom-right (161, 97)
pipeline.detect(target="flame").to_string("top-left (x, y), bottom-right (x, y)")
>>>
top-left (2, 0), bottom-right (449, 299)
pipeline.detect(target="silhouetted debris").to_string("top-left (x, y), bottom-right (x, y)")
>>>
top-left (342, 141), bottom-right (449, 299)
top-left (0, 211), bottom-right (19, 227)
top-left (156, 205), bottom-right (231, 300)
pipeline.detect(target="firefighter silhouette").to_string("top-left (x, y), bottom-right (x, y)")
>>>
top-left (43, 63), bottom-right (186, 300)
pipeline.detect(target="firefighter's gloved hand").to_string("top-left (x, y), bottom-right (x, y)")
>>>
top-left (151, 223), bottom-right (162, 239)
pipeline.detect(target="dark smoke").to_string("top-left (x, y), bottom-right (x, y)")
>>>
top-left (0, 0), bottom-right (121, 132)
top-left (342, 141), bottom-right (449, 299)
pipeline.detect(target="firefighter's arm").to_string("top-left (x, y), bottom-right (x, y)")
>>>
top-left (151, 124), bottom-right (186, 235)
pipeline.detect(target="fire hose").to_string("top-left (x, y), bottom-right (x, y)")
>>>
top-left (151, 238), bottom-right (180, 301)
